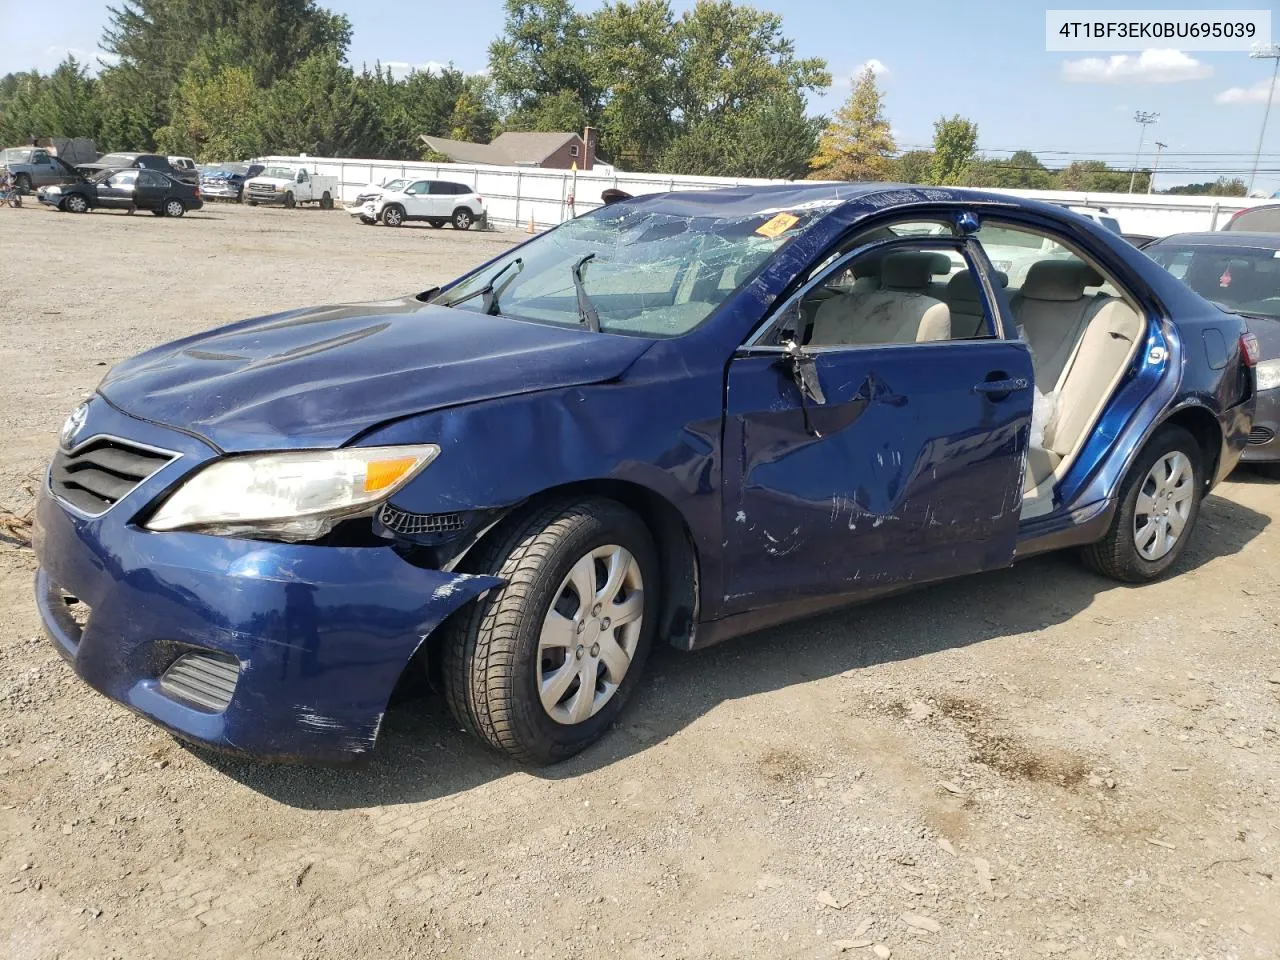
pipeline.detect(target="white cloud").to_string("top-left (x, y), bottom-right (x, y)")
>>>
top-left (1061, 48), bottom-right (1212, 84)
top-left (1216, 76), bottom-right (1280, 104)
top-left (835, 59), bottom-right (889, 87)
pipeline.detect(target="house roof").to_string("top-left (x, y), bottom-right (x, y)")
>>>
top-left (419, 131), bottom-right (581, 166)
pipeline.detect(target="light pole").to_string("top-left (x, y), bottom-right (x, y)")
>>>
top-left (1147, 141), bottom-right (1167, 194)
top-left (1129, 111), bottom-right (1159, 193)
top-left (1247, 43), bottom-right (1280, 196)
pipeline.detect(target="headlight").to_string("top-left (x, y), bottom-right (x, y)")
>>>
top-left (275, 184), bottom-right (287, 192)
top-left (1256, 358), bottom-right (1280, 392)
top-left (146, 445), bottom-right (439, 541)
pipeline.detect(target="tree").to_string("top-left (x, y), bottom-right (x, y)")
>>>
top-left (449, 77), bottom-right (499, 143)
top-left (259, 53), bottom-right (385, 157)
top-left (488, 0), bottom-right (599, 130)
top-left (154, 64), bottom-right (263, 160)
top-left (664, 91), bottom-right (821, 179)
top-left (1054, 160), bottom-right (1146, 193)
top-left (929, 114), bottom-right (978, 185)
top-left (808, 66), bottom-right (895, 180)
top-left (892, 149), bottom-right (933, 184)
top-left (1161, 176), bottom-right (1247, 197)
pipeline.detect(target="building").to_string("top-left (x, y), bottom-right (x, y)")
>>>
top-left (420, 128), bottom-right (599, 171)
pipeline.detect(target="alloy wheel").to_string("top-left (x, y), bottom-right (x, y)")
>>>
top-left (1133, 451), bottom-right (1194, 561)
top-left (66, 194), bottom-right (87, 213)
top-left (537, 545), bottom-right (644, 725)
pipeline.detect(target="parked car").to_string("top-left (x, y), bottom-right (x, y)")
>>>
top-left (76, 153), bottom-right (197, 185)
top-left (1144, 231), bottom-right (1280, 474)
top-left (199, 162), bottom-right (265, 201)
top-left (1221, 204), bottom-right (1280, 232)
top-left (2, 146), bottom-right (81, 193)
top-left (167, 156), bottom-right (199, 182)
top-left (38, 167), bottom-right (203, 217)
top-left (243, 164), bottom-right (338, 208)
top-left (350, 179), bottom-right (484, 229)
top-left (32, 184), bottom-right (1256, 765)
top-left (1122, 233), bottom-right (1158, 249)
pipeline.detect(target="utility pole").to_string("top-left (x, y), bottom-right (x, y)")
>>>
top-left (1147, 141), bottom-right (1167, 194)
top-left (1247, 43), bottom-right (1280, 196)
top-left (1129, 111), bottom-right (1159, 193)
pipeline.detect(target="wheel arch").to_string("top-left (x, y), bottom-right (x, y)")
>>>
top-left (464, 479), bottom-right (701, 651)
top-left (1159, 402), bottom-right (1222, 490)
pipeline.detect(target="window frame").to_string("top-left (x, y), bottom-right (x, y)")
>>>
top-left (740, 233), bottom-right (1010, 353)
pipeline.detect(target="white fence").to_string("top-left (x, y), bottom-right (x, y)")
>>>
top-left (260, 153), bottom-right (1272, 236)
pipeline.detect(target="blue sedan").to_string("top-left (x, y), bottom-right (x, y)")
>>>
top-left (32, 184), bottom-right (1258, 764)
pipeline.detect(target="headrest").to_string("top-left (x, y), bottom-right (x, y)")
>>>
top-left (880, 251), bottom-right (952, 289)
top-left (947, 269), bottom-right (1008, 303)
top-left (1021, 260), bottom-right (1103, 302)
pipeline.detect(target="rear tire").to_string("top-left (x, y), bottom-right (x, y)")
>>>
top-left (1082, 424), bottom-right (1204, 582)
top-left (163, 198), bottom-right (186, 218)
top-left (320, 191), bottom-right (333, 210)
top-left (441, 498), bottom-right (659, 765)
top-left (381, 204), bottom-right (405, 227)
top-left (452, 207), bottom-right (474, 230)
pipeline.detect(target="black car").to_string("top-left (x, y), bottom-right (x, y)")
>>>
top-left (38, 167), bottom-right (203, 217)
top-left (75, 152), bottom-right (198, 185)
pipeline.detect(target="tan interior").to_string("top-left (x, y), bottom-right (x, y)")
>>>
top-left (810, 252), bottom-right (952, 345)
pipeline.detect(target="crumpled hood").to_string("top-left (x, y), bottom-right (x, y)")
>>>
top-left (98, 297), bottom-right (652, 451)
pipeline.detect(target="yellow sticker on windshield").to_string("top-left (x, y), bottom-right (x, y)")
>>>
top-left (756, 212), bottom-right (800, 238)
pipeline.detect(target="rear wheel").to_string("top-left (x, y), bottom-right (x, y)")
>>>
top-left (452, 207), bottom-right (474, 230)
top-left (320, 191), bottom-right (333, 210)
top-left (163, 198), bottom-right (186, 218)
top-left (441, 499), bottom-right (659, 765)
top-left (381, 204), bottom-right (405, 227)
top-left (63, 193), bottom-right (88, 214)
top-left (1082, 424), bottom-right (1204, 582)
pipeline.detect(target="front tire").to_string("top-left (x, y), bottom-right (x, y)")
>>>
top-left (63, 193), bottom-right (89, 214)
top-left (381, 204), bottom-right (405, 227)
top-left (283, 192), bottom-right (295, 209)
top-left (441, 499), bottom-right (659, 765)
top-left (1082, 424), bottom-right (1204, 582)
top-left (15, 174), bottom-right (31, 195)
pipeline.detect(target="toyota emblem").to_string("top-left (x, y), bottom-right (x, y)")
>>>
top-left (59, 401), bottom-right (90, 451)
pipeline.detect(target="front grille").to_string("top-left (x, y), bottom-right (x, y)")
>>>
top-left (1249, 426), bottom-right (1275, 445)
top-left (248, 183), bottom-right (276, 196)
top-left (377, 503), bottom-right (468, 536)
top-left (159, 652), bottom-right (239, 712)
top-left (49, 436), bottom-right (176, 516)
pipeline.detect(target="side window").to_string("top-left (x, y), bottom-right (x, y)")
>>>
top-left (795, 242), bottom-right (987, 348)
top-left (32, 150), bottom-right (50, 164)
top-left (297, 170), bottom-right (308, 183)
top-left (428, 181), bottom-right (451, 194)
top-left (110, 170), bottom-right (139, 188)
top-left (139, 170), bottom-right (166, 188)
top-left (406, 181), bottom-right (430, 195)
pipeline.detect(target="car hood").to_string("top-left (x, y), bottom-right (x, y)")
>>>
top-left (247, 176), bottom-right (290, 187)
top-left (98, 297), bottom-right (653, 451)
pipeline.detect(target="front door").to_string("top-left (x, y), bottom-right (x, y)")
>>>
top-left (95, 169), bottom-right (139, 209)
top-left (721, 234), bottom-right (1034, 614)
top-left (402, 180), bottom-right (432, 217)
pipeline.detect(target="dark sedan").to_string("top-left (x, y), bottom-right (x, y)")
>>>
top-left (39, 168), bottom-right (203, 217)
top-left (1145, 231), bottom-right (1280, 473)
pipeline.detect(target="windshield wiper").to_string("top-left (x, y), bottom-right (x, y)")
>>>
top-left (439, 258), bottom-right (523, 314)
top-left (572, 253), bottom-right (601, 332)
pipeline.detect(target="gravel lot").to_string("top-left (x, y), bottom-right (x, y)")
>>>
top-left (1, 201), bottom-right (1278, 960)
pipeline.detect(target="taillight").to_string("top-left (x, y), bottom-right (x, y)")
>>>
top-left (475, 196), bottom-right (483, 204)
top-left (1241, 332), bottom-right (1260, 367)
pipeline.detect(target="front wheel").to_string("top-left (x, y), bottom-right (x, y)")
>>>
top-left (381, 204), bottom-right (405, 227)
top-left (15, 174), bottom-right (31, 195)
top-left (1082, 424), bottom-right (1204, 582)
top-left (63, 193), bottom-right (89, 214)
top-left (283, 192), bottom-right (295, 209)
top-left (441, 499), bottom-right (659, 765)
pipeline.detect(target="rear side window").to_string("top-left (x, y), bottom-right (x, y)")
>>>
top-left (1147, 242), bottom-right (1280, 319)
top-left (1225, 205), bottom-right (1280, 232)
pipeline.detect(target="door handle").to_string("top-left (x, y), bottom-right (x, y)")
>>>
top-left (973, 377), bottom-right (1029, 396)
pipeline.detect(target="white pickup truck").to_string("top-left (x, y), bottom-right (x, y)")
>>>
top-left (243, 164), bottom-right (339, 209)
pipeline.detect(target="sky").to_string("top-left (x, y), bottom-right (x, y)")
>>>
top-left (5, 0), bottom-right (1280, 193)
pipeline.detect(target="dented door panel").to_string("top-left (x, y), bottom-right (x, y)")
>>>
top-left (722, 340), bottom-right (1034, 613)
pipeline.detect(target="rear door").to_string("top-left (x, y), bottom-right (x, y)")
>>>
top-left (135, 170), bottom-right (170, 210)
top-left (721, 231), bottom-right (1034, 612)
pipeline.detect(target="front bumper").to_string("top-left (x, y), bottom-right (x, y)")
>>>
top-left (348, 202), bottom-right (377, 218)
top-left (200, 182), bottom-right (241, 199)
top-left (32, 399), bottom-right (501, 761)
top-left (1240, 386), bottom-right (1279, 463)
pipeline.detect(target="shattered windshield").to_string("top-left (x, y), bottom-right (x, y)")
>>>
top-left (437, 205), bottom-right (815, 336)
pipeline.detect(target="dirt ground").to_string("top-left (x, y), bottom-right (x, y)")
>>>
top-left (1, 201), bottom-right (1278, 960)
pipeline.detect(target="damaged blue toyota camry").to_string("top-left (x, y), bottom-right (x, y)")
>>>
top-left (33, 183), bottom-right (1258, 764)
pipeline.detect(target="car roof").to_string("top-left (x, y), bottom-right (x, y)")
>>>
top-left (1153, 231), bottom-right (1280, 250)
